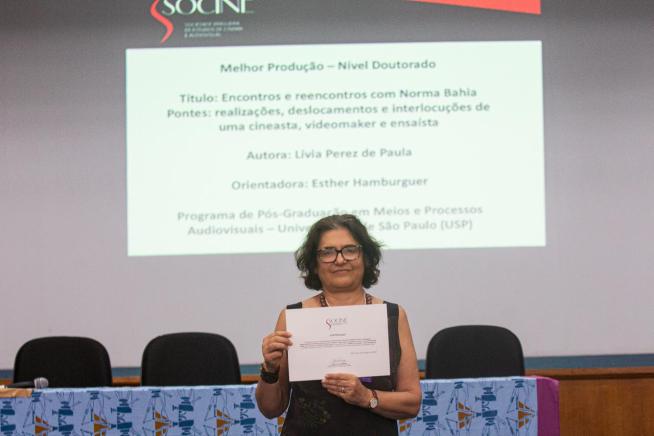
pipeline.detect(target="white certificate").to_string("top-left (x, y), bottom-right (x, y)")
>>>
top-left (285, 304), bottom-right (390, 382)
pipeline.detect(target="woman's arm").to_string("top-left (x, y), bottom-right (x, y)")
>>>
top-left (255, 310), bottom-right (292, 418)
top-left (372, 305), bottom-right (421, 418)
top-left (322, 305), bottom-right (422, 419)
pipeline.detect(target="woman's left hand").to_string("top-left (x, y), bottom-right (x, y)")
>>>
top-left (322, 373), bottom-right (371, 407)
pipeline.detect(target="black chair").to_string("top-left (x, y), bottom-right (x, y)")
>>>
top-left (13, 336), bottom-right (113, 388)
top-left (141, 332), bottom-right (241, 386)
top-left (425, 325), bottom-right (525, 379)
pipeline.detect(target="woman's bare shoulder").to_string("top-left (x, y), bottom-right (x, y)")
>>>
top-left (300, 294), bottom-right (321, 308)
top-left (367, 293), bottom-right (389, 305)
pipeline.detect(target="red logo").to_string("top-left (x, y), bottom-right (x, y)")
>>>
top-left (408, 0), bottom-right (541, 15)
top-left (150, 0), bottom-right (174, 43)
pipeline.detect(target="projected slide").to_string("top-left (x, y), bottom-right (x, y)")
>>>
top-left (126, 41), bottom-right (544, 256)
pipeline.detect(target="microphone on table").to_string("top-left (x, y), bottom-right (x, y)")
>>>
top-left (0, 377), bottom-right (49, 389)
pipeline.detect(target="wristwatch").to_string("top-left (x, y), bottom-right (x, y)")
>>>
top-left (259, 363), bottom-right (279, 384)
top-left (368, 389), bottom-right (379, 409)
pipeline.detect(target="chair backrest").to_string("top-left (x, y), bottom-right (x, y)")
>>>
top-left (13, 336), bottom-right (113, 387)
top-left (141, 332), bottom-right (241, 386)
top-left (425, 325), bottom-right (525, 379)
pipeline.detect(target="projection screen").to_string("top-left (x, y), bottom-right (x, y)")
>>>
top-left (1, 0), bottom-right (653, 370)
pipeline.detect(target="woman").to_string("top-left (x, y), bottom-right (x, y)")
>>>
top-left (255, 214), bottom-right (421, 435)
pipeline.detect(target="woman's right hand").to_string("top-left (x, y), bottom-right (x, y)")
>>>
top-left (261, 330), bottom-right (292, 372)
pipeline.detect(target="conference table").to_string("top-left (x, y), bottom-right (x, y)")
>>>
top-left (0, 376), bottom-right (558, 435)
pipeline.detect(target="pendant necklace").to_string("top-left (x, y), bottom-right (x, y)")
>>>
top-left (320, 292), bottom-right (372, 307)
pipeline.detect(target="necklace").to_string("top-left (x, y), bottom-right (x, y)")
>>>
top-left (319, 292), bottom-right (372, 307)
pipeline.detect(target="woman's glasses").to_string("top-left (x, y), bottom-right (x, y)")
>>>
top-left (317, 245), bottom-right (362, 263)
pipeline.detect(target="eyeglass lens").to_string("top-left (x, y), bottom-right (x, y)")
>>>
top-left (318, 245), bottom-right (361, 262)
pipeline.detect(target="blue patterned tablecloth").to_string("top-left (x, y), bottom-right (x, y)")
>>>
top-left (0, 377), bottom-right (558, 435)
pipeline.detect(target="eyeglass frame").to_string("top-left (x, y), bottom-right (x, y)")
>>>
top-left (316, 244), bottom-right (363, 263)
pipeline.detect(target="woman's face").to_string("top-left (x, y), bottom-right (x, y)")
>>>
top-left (316, 227), bottom-right (365, 293)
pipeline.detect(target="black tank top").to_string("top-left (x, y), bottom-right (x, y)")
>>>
top-left (281, 301), bottom-right (401, 436)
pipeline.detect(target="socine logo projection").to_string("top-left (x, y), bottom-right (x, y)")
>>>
top-left (150, 0), bottom-right (255, 43)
